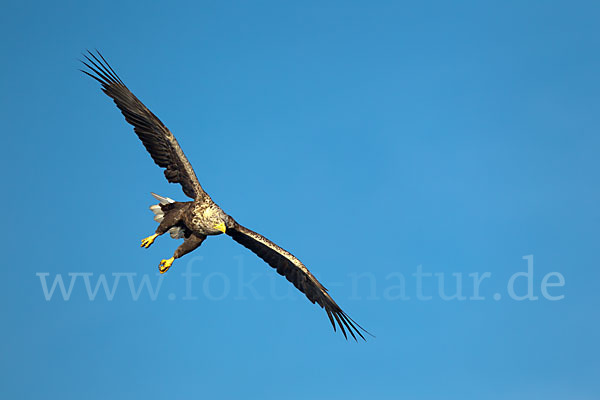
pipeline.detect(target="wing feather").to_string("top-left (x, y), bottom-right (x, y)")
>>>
top-left (226, 220), bottom-right (370, 340)
top-left (81, 50), bottom-right (206, 200)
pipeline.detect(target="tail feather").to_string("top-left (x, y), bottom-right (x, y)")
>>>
top-left (151, 192), bottom-right (175, 205)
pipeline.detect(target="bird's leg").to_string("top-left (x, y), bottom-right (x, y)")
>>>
top-left (141, 209), bottom-right (182, 249)
top-left (158, 233), bottom-right (206, 274)
top-left (140, 233), bottom-right (159, 248)
top-left (159, 257), bottom-right (175, 273)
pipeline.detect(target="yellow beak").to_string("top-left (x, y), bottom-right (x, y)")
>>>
top-left (214, 222), bottom-right (226, 233)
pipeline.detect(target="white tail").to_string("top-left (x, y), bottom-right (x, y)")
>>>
top-left (149, 193), bottom-right (186, 239)
top-left (151, 192), bottom-right (175, 205)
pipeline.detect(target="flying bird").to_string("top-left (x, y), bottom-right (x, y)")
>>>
top-left (81, 50), bottom-right (369, 340)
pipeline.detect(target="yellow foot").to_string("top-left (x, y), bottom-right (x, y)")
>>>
top-left (159, 257), bottom-right (175, 274)
top-left (141, 234), bottom-right (159, 248)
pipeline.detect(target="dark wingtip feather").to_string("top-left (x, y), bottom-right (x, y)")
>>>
top-left (94, 49), bottom-right (125, 85)
top-left (342, 311), bottom-right (374, 341)
top-left (80, 58), bottom-right (111, 86)
top-left (80, 49), bottom-right (125, 88)
top-left (340, 313), bottom-right (359, 341)
top-left (325, 310), bottom-right (336, 332)
top-left (88, 50), bottom-right (120, 84)
top-left (332, 312), bottom-right (348, 339)
top-left (327, 305), bottom-right (373, 341)
top-left (79, 69), bottom-right (104, 85)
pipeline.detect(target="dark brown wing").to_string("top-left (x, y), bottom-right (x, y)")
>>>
top-left (81, 50), bottom-right (206, 200)
top-left (227, 220), bottom-right (370, 340)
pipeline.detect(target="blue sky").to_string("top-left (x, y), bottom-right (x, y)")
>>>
top-left (1, 1), bottom-right (599, 399)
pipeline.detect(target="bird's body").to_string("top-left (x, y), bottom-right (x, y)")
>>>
top-left (81, 50), bottom-right (369, 340)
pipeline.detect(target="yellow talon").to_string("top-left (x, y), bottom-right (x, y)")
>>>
top-left (141, 234), bottom-right (159, 248)
top-left (159, 257), bottom-right (175, 274)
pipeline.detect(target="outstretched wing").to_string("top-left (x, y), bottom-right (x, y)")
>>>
top-left (81, 50), bottom-right (206, 200)
top-left (226, 220), bottom-right (370, 340)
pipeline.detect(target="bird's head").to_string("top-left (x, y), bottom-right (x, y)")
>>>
top-left (211, 212), bottom-right (233, 234)
top-left (213, 221), bottom-right (226, 234)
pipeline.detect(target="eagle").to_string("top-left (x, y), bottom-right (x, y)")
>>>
top-left (81, 50), bottom-right (369, 340)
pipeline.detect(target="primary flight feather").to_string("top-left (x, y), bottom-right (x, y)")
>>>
top-left (81, 50), bottom-right (369, 340)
